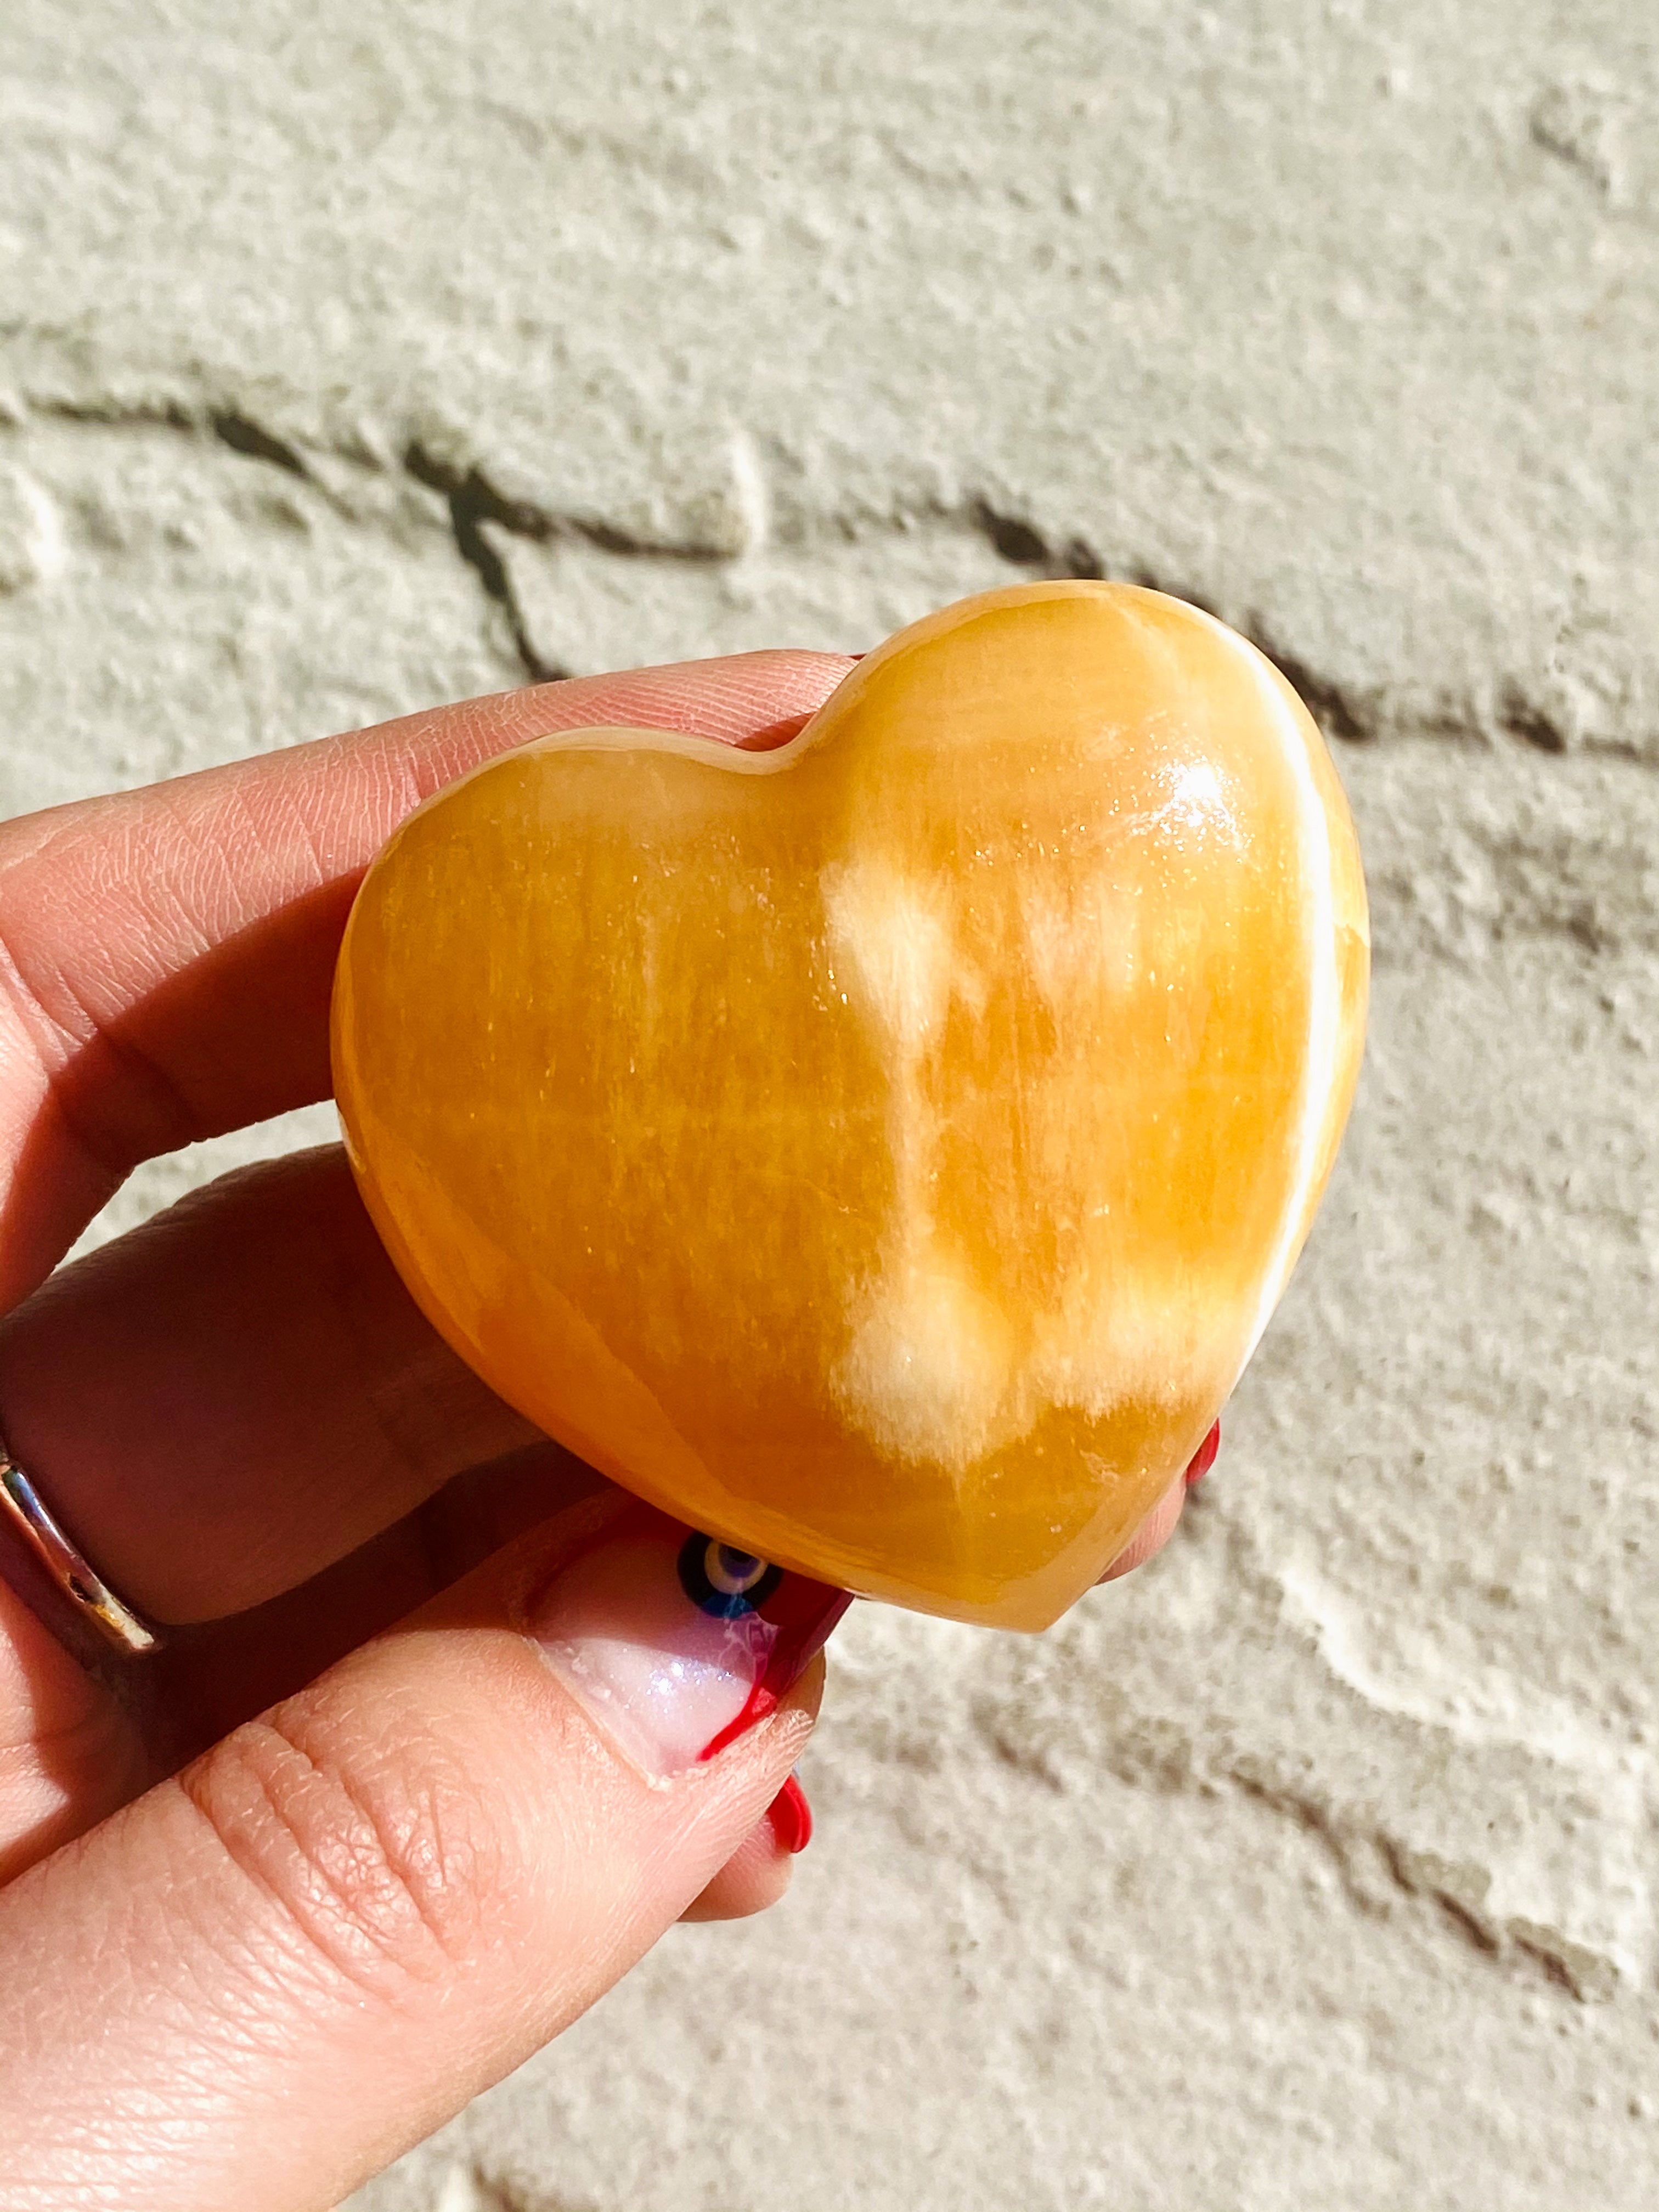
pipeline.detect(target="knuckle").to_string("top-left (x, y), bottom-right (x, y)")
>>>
top-left (179, 1700), bottom-right (503, 1998)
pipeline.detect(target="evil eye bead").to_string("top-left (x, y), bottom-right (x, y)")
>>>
top-left (678, 1534), bottom-right (784, 1619)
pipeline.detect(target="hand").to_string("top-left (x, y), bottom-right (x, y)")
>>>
top-left (0, 651), bottom-right (1189, 2209)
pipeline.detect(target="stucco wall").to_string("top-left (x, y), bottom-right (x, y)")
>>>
top-left (3, 4), bottom-right (1657, 2205)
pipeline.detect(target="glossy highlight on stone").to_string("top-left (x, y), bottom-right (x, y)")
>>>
top-left (331, 583), bottom-right (1369, 1629)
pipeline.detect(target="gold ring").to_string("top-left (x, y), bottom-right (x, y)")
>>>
top-left (0, 1441), bottom-right (161, 1654)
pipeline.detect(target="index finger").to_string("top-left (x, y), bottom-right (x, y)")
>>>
top-left (0, 651), bottom-right (854, 1304)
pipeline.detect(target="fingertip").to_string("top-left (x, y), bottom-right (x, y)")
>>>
top-left (1096, 1474), bottom-right (1187, 1584)
top-left (528, 648), bottom-right (856, 753)
top-left (679, 1797), bottom-right (802, 1923)
top-left (1184, 1419), bottom-right (1221, 1488)
top-left (767, 1773), bottom-right (813, 1856)
top-left (676, 1655), bottom-right (831, 1925)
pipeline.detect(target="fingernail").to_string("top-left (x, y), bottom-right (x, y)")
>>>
top-left (767, 1772), bottom-right (814, 1855)
top-left (1184, 1420), bottom-right (1221, 1487)
top-left (526, 1510), bottom-right (849, 1784)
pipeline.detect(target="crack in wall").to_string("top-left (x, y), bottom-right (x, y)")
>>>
top-left (970, 499), bottom-right (1385, 749)
top-left (29, 393), bottom-right (196, 432)
top-left (972, 1528), bottom-right (1640, 2011)
top-left (403, 442), bottom-right (567, 684)
top-left (1498, 678), bottom-right (1570, 755)
top-left (398, 441), bottom-right (743, 682)
top-left (972, 498), bottom-right (1103, 582)
top-left (210, 408), bottom-right (309, 481)
top-left (966, 504), bottom-right (1637, 760)
top-left (1151, 1746), bottom-right (1616, 2004)
top-left (2, 394), bottom-right (1644, 763)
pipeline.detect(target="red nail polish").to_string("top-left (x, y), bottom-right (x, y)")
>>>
top-left (1184, 1420), bottom-right (1221, 1487)
top-left (766, 1771), bottom-right (814, 1854)
top-left (693, 1537), bottom-right (851, 1759)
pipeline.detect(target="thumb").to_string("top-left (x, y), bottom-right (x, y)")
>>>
top-left (0, 1496), bottom-right (844, 2211)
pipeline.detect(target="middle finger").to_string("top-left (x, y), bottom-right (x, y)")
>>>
top-left (0, 1145), bottom-right (538, 1623)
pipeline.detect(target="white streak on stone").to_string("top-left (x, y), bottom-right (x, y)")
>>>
top-left (822, 859), bottom-right (955, 1057)
top-left (836, 1256), bottom-right (1015, 1471)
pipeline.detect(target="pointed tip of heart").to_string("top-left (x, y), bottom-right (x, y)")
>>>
top-left (1184, 1420), bottom-right (1221, 1487)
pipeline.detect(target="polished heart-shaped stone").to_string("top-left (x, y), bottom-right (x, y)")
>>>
top-left (332, 583), bottom-right (1368, 1628)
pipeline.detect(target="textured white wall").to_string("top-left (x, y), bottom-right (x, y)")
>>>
top-left (3, 4), bottom-right (1658, 2207)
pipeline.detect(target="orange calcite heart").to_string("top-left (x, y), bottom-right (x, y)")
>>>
top-left (332, 583), bottom-right (1368, 1628)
